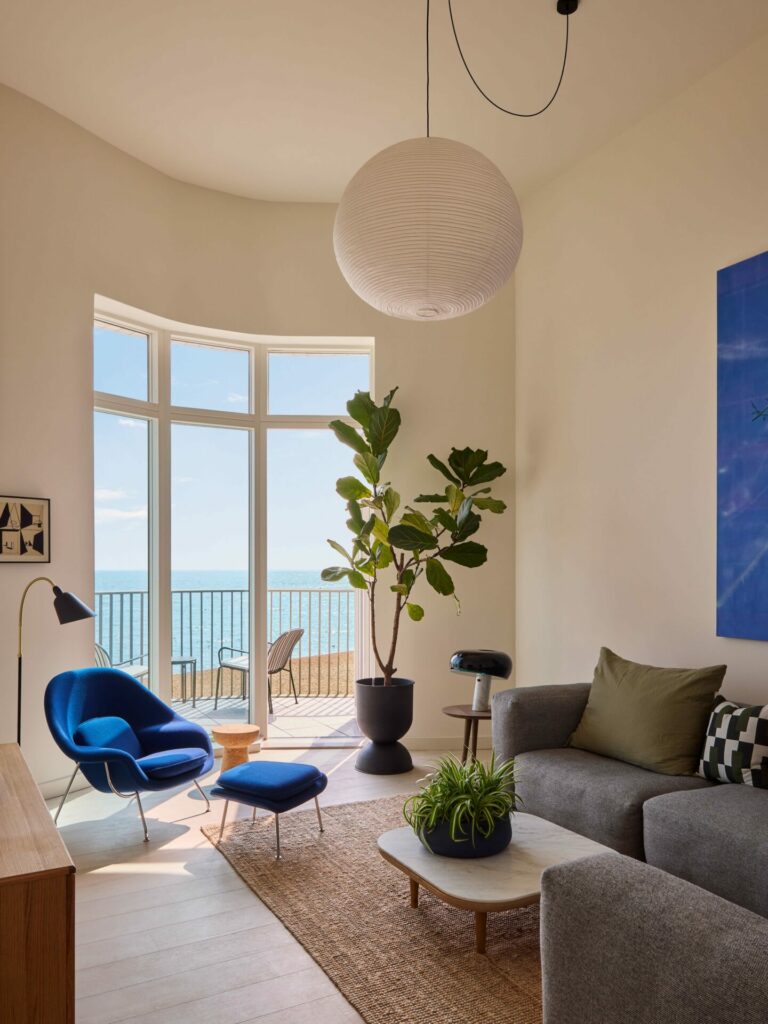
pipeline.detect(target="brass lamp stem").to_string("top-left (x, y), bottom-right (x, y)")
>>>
top-left (17, 576), bottom-right (56, 658)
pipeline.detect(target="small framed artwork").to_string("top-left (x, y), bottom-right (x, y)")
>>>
top-left (0, 496), bottom-right (50, 563)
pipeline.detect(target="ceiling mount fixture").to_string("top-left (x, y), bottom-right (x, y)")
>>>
top-left (334, 0), bottom-right (579, 322)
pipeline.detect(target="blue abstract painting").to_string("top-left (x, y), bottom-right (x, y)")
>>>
top-left (718, 250), bottom-right (768, 640)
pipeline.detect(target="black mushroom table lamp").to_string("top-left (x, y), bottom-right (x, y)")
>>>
top-left (17, 576), bottom-right (95, 745)
top-left (449, 649), bottom-right (513, 713)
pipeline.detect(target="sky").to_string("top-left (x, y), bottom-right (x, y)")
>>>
top-left (94, 324), bottom-right (367, 572)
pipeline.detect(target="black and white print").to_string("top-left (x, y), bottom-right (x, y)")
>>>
top-left (0, 496), bottom-right (50, 563)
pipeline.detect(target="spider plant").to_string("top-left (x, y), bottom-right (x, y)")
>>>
top-left (402, 754), bottom-right (517, 849)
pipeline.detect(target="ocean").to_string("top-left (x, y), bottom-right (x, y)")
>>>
top-left (94, 569), bottom-right (355, 670)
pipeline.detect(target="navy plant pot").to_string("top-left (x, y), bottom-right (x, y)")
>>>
top-left (418, 814), bottom-right (512, 858)
top-left (355, 677), bottom-right (414, 775)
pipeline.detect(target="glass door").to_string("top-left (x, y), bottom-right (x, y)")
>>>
top-left (93, 410), bottom-right (151, 684)
top-left (170, 423), bottom-right (251, 728)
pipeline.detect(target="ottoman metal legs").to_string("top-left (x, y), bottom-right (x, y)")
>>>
top-left (217, 795), bottom-right (324, 859)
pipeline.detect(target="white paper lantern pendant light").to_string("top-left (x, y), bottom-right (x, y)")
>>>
top-left (334, 0), bottom-right (579, 321)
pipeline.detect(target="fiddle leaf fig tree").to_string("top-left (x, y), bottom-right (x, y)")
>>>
top-left (321, 388), bottom-right (507, 685)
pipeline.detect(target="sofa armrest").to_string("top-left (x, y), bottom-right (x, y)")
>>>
top-left (540, 853), bottom-right (768, 1024)
top-left (491, 683), bottom-right (590, 762)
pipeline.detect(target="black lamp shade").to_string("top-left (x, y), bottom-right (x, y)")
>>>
top-left (52, 586), bottom-right (95, 625)
top-left (449, 649), bottom-right (512, 679)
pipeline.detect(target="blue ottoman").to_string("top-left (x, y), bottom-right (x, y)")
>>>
top-left (210, 760), bottom-right (328, 858)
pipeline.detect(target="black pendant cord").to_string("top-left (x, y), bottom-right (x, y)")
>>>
top-left (426, 0), bottom-right (431, 137)
top-left (447, 0), bottom-right (571, 118)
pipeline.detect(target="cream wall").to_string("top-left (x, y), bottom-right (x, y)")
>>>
top-left (515, 32), bottom-right (768, 701)
top-left (0, 86), bottom-right (515, 790)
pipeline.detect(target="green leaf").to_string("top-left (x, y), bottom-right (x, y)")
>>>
top-left (346, 499), bottom-right (364, 533)
top-left (348, 570), bottom-right (369, 590)
top-left (473, 496), bottom-right (507, 514)
top-left (448, 447), bottom-right (489, 485)
top-left (383, 488), bottom-right (401, 520)
top-left (432, 508), bottom-right (457, 533)
top-left (375, 543), bottom-right (393, 569)
top-left (368, 405), bottom-right (401, 456)
top-left (400, 510), bottom-right (434, 535)
top-left (353, 451), bottom-right (380, 485)
top-left (427, 454), bottom-right (460, 485)
top-left (327, 539), bottom-right (352, 564)
top-left (414, 493), bottom-right (447, 503)
top-left (469, 461), bottom-right (507, 485)
top-left (441, 541), bottom-right (488, 568)
top-left (406, 603), bottom-right (425, 621)
top-left (346, 391), bottom-right (376, 430)
top-left (381, 386), bottom-right (399, 408)
top-left (321, 566), bottom-right (350, 582)
top-left (401, 568), bottom-right (416, 589)
top-left (457, 497), bottom-right (474, 527)
top-left (446, 484), bottom-right (464, 514)
top-left (390, 583), bottom-right (409, 595)
top-left (455, 511), bottom-right (480, 541)
top-left (329, 419), bottom-right (369, 455)
top-left (388, 523), bottom-right (438, 551)
top-left (371, 516), bottom-right (389, 543)
top-left (426, 558), bottom-right (455, 596)
top-left (336, 476), bottom-right (371, 500)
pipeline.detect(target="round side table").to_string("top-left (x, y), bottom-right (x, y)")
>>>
top-left (211, 723), bottom-right (261, 773)
top-left (442, 704), bottom-right (492, 763)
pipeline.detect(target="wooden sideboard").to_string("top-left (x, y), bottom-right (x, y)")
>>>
top-left (0, 743), bottom-right (75, 1023)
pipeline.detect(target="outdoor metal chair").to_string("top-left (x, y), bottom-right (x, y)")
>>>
top-left (214, 628), bottom-right (304, 714)
top-left (94, 642), bottom-right (150, 684)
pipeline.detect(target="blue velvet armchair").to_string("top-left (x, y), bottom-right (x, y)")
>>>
top-left (45, 666), bottom-right (214, 840)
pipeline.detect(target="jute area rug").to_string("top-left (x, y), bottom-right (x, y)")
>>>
top-left (202, 795), bottom-right (541, 1024)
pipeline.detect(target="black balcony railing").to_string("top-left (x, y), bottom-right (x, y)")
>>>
top-left (94, 587), bottom-right (356, 699)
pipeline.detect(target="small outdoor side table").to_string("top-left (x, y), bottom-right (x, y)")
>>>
top-left (442, 704), bottom-right (492, 763)
top-left (211, 724), bottom-right (261, 773)
top-left (172, 656), bottom-right (198, 705)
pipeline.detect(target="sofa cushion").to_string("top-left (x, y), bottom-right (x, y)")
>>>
top-left (569, 647), bottom-right (725, 775)
top-left (74, 715), bottom-right (142, 758)
top-left (516, 747), bottom-right (713, 858)
top-left (644, 785), bottom-right (768, 918)
top-left (137, 747), bottom-right (210, 780)
top-left (699, 698), bottom-right (768, 787)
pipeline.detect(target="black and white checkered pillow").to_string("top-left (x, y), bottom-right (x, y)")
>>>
top-left (699, 697), bottom-right (768, 787)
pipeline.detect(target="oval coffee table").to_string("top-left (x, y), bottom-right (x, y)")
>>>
top-left (211, 723), bottom-right (261, 773)
top-left (378, 812), bottom-right (611, 953)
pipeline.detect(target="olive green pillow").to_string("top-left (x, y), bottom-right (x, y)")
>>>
top-left (569, 648), bottom-right (726, 776)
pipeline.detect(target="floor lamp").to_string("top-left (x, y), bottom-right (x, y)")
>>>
top-left (17, 576), bottom-right (95, 746)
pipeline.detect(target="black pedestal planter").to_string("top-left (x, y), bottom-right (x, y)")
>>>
top-left (355, 677), bottom-right (414, 774)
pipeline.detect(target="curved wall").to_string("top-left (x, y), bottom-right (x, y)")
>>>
top-left (0, 85), bottom-right (515, 789)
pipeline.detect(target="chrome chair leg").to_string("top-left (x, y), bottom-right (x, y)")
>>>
top-left (53, 764), bottom-right (80, 824)
top-left (275, 813), bottom-right (281, 859)
top-left (314, 796), bottom-right (324, 833)
top-left (218, 799), bottom-right (229, 842)
top-left (252, 807), bottom-right (257, 822)
top-left (214, 667), bottom-right (222, 710)
top-left (192, 778), bottom-right (210, 811)
top-left (289, 663), bottom-right (299, 705)
top-left (267, 675), bottom-right (274, 715)
top-left (135, 792), bottom-right (149, 842)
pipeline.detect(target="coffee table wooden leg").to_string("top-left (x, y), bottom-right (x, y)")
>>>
top-left (409, 878), bottom-right (419, 908)
top-left (461, 718), bottom-right (472, 763)
top-left (475, 911), bottom-right (487, 954)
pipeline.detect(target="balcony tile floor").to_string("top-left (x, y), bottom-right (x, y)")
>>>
top-left (177, 696), bottom-right (362, 742)
top-left (51, 746), bottom-right (438, 1024)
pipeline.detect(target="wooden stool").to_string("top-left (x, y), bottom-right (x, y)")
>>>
top-left (211, 723), bottom-right (261, 773)
top-left (442, 705), bottom-right (492, 763)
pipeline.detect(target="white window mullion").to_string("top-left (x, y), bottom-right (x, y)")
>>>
top-left (154, 330), bottom-right (173, 703)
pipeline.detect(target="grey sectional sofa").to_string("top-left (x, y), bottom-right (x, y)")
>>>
top-left (493, 684), bottom-right (768, 1023)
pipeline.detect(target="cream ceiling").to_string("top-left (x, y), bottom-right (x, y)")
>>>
top-left (1, 0), bottom-right (767, 202)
